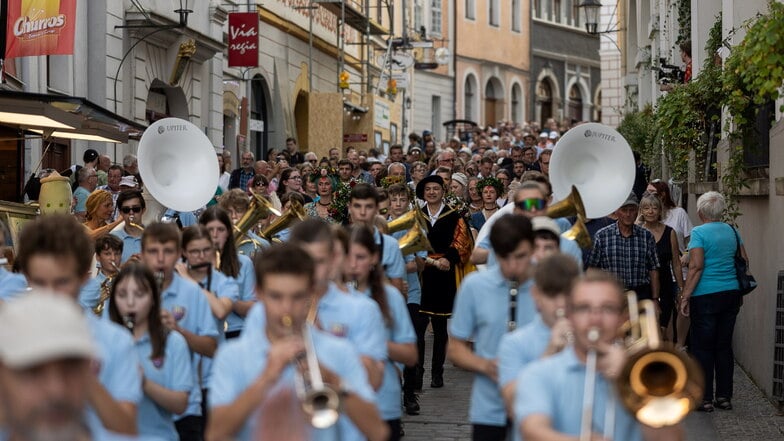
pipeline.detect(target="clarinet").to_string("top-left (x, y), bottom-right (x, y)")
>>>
top-left (508, 279), bottom-right (519, 332)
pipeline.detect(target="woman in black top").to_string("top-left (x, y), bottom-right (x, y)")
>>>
top-left (639, 193), bottom-right (684, 341)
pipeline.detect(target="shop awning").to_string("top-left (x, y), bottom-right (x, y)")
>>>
top-left (0, 91), bottom-right (147, 143)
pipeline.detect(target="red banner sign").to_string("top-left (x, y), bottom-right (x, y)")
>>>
top-left (228, 12), bottom-right (259, 67)
top-left (5, 0), bottom-right (77, 59)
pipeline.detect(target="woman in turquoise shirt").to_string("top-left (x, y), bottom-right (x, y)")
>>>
top-left (109, 263), bottom-right (193, 440)
top-left (679, 191), bottom-right (748, 412)
top-left (344, 226), bottom-right (418, 441)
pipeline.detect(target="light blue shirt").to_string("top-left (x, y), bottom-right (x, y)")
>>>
top-left (514, 347), bottom-right (641, 441)
top-left (243, 283), bottom-right (387, 363)
top-left (497, 314), bottom-right (551, 389)
top-left (209, 325), bottom-right (376, 441)
top-left (449, 267), bottom-right (536, 426)
top-left (391, 229), bottom-right (426, 305)
top-left (161, 273), bottom-right (220, 418)
top-left (479, 225), bottom-right (582, 269)
top-left (135, 331), bottom-right (193, 441)
top-left (226, 254), bottom-right (257, 333)
top-left (0, 267), bottom-right (27, 300)
top-left (198, 268), bottom-right (239, 386)
top-left (84, 314), bottom-right (143, 435)
top-left (689, 222), bottom-right (741, 296)
top-left (79, 271), bottom-right (107, 312)
top-left (74, 186), bottom-right (90, 213)
top-left (162, 209), bottom-right (197, 227)
top-left (316, 283), bottom-right (388, 362)
top-left (374, 229), bottom-right (406, 280)
top-left (357, 285), bottom-right (416, 420)
top-left (111, 228), bottom-right (142, 264)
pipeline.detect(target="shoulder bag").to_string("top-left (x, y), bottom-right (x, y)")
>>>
top-left (729, 224), bottom-right (757, 296)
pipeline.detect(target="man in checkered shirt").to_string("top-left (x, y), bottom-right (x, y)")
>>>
top-left (586, 192), bottom-right (660, 302)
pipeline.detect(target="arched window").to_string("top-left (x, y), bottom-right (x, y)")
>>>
top-left (538, 79), bottom-right (553, 127)
top-left (511, 83), bottom-right (523, 123)
top-left (464, 74), bottom-right (476, 121)
top-left (568, 84), bottom-right (583, 122)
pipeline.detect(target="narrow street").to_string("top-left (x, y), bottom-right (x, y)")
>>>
top-left (403, 333), bottom-right (784, 440)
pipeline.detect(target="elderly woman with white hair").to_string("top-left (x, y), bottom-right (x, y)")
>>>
top-left (679, 191), bottom-right (748, 413)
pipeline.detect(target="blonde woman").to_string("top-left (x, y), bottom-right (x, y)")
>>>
top-left (638, 194), bottom-right (683, 343)
top-left (83, 189), bottom-right (122, 238)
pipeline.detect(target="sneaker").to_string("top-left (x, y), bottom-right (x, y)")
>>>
top-left (430, 374), bottom-right (444, 388)
top-left (404, 392), bottom-right (420, 415)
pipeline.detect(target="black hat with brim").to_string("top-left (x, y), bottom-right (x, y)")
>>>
top-left (416, 175), bottom-right (445, 200)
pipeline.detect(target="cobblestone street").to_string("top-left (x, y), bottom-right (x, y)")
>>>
top-left (402, 333), bottom-right (784, 440)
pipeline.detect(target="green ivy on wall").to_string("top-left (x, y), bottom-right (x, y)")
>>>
top-left (722, 0), bottom-right (784, 221)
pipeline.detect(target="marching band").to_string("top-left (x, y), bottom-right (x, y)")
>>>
top-left (0, 122), bottom-right (701, 441)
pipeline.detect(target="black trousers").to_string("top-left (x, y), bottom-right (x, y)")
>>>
top-left (416, 313), bottom-right (448, 377)
top-left (690, 291), bottom-right (741, 401)
top-left (175, 415), bottom-right (204, 441)
top-left (386, 419), bottom-right (402, 441)
top-left (472, 423), bottom-right (508, 441)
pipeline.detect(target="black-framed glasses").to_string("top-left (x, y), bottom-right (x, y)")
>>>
top-left (515, 198), bottom-right (546, 212)
top-left (120, 206), bottom-right (143, 214)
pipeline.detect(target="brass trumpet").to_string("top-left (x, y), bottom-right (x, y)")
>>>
top-left (283, 315), bottom-right (340, 429)
top-left (616, 292), bottom-right (704, 428)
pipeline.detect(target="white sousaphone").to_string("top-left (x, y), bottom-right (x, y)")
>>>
top-left (476, 123), bottom-right (636, 245)
top-left (138, 117), bottom-right (219, 223)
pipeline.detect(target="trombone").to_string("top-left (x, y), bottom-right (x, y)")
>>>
top-left (579, 292), bottom-right (704, 440)
top-left (283, 314), bottom-right (341, 429)
top-left (616, 292), bottom-right (703, 428)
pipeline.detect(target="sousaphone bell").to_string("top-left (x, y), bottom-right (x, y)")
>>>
top-left (138, 118), bottom-right (219, 216)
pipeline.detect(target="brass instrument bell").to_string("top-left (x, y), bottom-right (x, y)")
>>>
top-left (546, 185), bottom-right (592, 249)
top-left (616, 292), bottom-right (704, 428)
top-left (234, 191), bottom-right (281, 248)
top-left (261, 200), bottom-right (306, 240)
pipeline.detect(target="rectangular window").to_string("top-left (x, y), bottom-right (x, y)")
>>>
top-left (431, 96), bottom-right (441, 138)
top-left (430, 0), bottom-right (442, 36)
top-left (466, 0), bottom-right (475, 19)
top-left (414, 0), bottom-right (424, 32)
top-left (554, 0), bottom-right (562, 23)
top-left (512, 0), bottom-right (521, 31)
top-left (489, 0), bottom-right (499, 26)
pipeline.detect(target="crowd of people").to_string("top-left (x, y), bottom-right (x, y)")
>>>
top-left (0, 121), bottom-right (751, 441)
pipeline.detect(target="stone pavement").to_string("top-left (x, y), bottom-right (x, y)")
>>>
top-left (402, 333), bottom-right (784, 440)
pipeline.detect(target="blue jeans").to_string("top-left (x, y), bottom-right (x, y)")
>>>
top-left (689, 290), bottom-right (741, 401)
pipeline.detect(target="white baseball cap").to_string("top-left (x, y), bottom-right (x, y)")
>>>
top-left (0, 291), bottom-right (96, 368)
top-left (549, 132), bottom-right (559, 139)
top-left (532, 216), bottom-right (562, 237)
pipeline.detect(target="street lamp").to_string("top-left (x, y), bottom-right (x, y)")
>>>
top-left (579, 0), bottom-right (602, 35)
top-left (174, 0), bottom-right (193, 27)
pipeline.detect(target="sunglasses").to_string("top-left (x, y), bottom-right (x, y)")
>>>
top-left (515, 198), bottom-right (546, 212)
top-left (254, 181), bottom-right (266, 187)
top-left (120, 206), bottom-right (143, 214)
